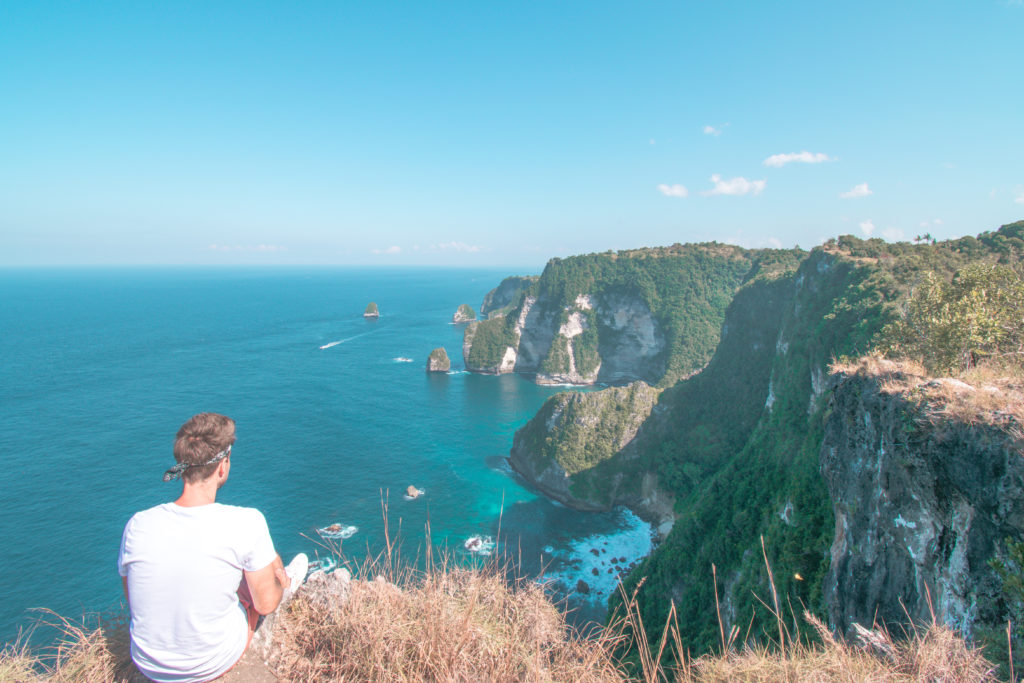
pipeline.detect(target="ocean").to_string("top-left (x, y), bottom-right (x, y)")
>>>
top-left (0, 267), bottom-right (652, 645)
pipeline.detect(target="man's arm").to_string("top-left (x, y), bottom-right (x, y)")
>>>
top-left (244, 555), bottom-right (291, 615)
top-left (121, 576), bottom-right (129, 605)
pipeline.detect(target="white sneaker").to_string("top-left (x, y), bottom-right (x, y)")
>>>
top-left (285, 553), bottom-right (309, 593)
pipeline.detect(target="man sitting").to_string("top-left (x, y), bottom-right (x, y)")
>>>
top-left (118, 412), bottom-right (306, 682)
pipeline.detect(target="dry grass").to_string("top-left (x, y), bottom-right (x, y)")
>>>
top-left (0, 611), bottom-right (141, 683)
top-left (831, 355), bottom-right (1024, 437)
top-left (0, 573), bottom-right (1005, 682)
top-left (271, 560), bottom-right (624, 682)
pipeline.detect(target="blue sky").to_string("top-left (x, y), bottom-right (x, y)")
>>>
top-left (2, 1), bottom-right (1022, 266)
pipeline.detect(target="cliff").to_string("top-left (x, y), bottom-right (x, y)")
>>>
top-left (508, 382), bottom-right (674, 534)
top-left (509, 221), bottom-right (1024, 654)
top-left (480, 276), bottom-right (538, 318)
top-left (821, 357), bottom-right (1024, 639)
top-left (464, 244), bottom-right (796, 387)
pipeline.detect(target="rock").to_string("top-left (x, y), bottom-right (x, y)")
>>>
top-left (575, 579), bottom-right (590, 594)
top-left (589, 548), bottom-right (600, 557)
top-left (821, 368), bottom-right (1024, 639)
top-left (610, 557), bottom-right (618, 564)
top-left (452, 304), bottom-right (476, 323)
top-left (363, 302), bottom-right (379, 318)
top-left (619, 556), bottom-right (627, 562)
top-left (426, 347), bottom-right (450, 372)
top-left (591, 567), bottom-right (599, 576)
top-left (406, 485), bottom-right (420, 499)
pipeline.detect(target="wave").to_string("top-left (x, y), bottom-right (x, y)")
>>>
top-left (463, 535), bottom-right (496, 556)
top-left (393, 357), bottom-right (414, 363)
top-left (317, 523), bottom-right (358, 540)
top-left (540, 509), bottom-right (653, 602)
top-left (319, 340), bottom-right (342, 349)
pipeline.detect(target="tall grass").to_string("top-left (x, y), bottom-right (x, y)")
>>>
top-left (0, 522), bottom-right (1005, 681)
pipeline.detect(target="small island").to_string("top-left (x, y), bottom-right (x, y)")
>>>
top-left (426, 347), bottom-right (450, 372)
top-left (452, 303), bottom-right (476, 323)
top-left (363, 302), bottom-right (380, 318)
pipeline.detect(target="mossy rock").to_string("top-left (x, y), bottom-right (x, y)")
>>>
top-left (426, 347), bottom-right (451, 372)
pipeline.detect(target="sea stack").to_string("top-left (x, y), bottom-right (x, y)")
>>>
top-left (405, 485), bottom-right (421, 499)
top-left (452, 304), bottom-right (476, 323)
top-left (363, 302), bottom-right (379, 318)
top-left (426, 347), bottom-right (451, 372)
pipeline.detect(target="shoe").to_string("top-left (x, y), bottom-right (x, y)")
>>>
top-left (285, 553), bottom-right (309, 593)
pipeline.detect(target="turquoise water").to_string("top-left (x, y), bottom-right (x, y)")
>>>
top-left (0, 267), bottom-right (651, 644)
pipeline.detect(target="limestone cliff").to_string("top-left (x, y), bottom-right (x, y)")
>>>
top-left (465, 244), bottom-right (764, 387)
top-left (508, 382), bottom-right (674, 534)
top-left (821, 359), bottom-right (1024, 638)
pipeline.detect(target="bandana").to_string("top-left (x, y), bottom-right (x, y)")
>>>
top-left (162, 444), bottom-right (232, 482)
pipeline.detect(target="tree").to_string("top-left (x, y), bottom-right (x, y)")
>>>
top-left (884, 263), bottom-right (1024, 372)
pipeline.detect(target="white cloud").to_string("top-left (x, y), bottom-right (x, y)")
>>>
top-left (649, 138), bottom-right (656, 145)
top-left (429, 241), bottom-right (483, 253)
top-left (767, 237), bottom-right (782, 248)
top-left (371, 245), bottom-right (401, 255)
top-left (207, 244), bottom-right (286, 252)
top-left (840, 182), bottom-right (873, 199)
top-left (882, 227), bottom-right (905, 242)
top-left (918, 218), bottom-right (943, 227)
top-left (657, 183), bottom-right (689, 198)
top-left (859, 220), bottom-right (875, 237)
top-left (1014, 188), bottom-right (1024, 204)
top-left (703, 125), bottom-right (722, 136)
top-left (701, 174), bottom-right (766, 196)
top-left (763, 151), bottom-right (833, 167)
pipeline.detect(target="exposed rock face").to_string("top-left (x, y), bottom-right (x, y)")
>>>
top-left (593, 292), bottom-right (665, 383)
top-left (821, 361), bottom-right (1024, 639)
top-left (452, 303), bottom-right (476, 323)
top-left (508, 382), bottom-right (675, 534)
top-left (480, 276), bottom-right (538, 318)
top-left (426, 347), bottom-right (451, 372)
top-left (363, 302), bottom-right (379, 318)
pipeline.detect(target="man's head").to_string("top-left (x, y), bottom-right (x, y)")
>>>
top-left (171, 413), bottom-right (236, 484)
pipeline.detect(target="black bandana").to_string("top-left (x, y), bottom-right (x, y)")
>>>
top-left (162, 445), bottom-right (232, 482)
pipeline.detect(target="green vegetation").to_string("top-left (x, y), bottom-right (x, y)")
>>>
top-left (465, 316), bottom-right (518, 370)
top-left (364, 301), bottom-right (379, 316)
top-left (539, 335), bottom-right (571, 375)
top-left (605, 222), bottom-right (1024, 656)
top-left (427, 347), bottom-right (450, 371)
top-left (572, 313), bottom-right (601, 377)
top-left (882, 262), bottom-right (1024, 374)
top-left (454, 303), bottom-right (477, 321)
top-left (533, 244), bottom-right (762, 386)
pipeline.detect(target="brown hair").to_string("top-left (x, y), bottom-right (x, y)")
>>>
top-left (173, 413), bottom-right (236, 484)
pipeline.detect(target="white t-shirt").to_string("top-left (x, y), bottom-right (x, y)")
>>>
top-left (117, 502), bottom-right (277, 683)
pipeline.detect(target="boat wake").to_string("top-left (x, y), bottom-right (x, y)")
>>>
top-left (320, 340), bottom-right (342, 350)
top-left (393, 357), bottom-right (413, 363)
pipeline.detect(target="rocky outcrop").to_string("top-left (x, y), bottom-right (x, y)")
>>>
top-left (452, 304), bottom-right (476, 323)
top-left (426, 347), bottom-right (451, 372)
top-left (363, 302), bottom-right (379, 318)
top-left (508, 382), bottom-right (675, 535)
top-left (480, 276), bottom-right (538, 318)
top-left (821, 359), bottom-right (1024, 639)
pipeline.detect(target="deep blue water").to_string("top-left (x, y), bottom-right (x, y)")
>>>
top-left (0, 267), bottom-right (651, 645)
